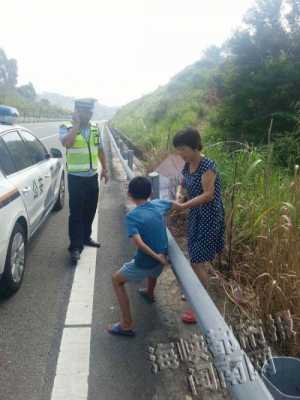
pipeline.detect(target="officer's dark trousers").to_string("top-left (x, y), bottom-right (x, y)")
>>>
top-left (67, 173), bottom-right (99, 252)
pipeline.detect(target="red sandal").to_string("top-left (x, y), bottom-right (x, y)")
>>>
top-left (181, 309), bottom-right (197, 324)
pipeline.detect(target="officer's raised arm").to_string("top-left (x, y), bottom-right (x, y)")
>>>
top-left (60, 113), bottom-right (80, 148)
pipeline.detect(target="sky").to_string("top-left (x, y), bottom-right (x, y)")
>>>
top-left (1, 0), bottom-right (255, 107)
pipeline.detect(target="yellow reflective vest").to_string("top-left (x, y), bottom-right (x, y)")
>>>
top-left (64, 123), bottom-right (100, 173)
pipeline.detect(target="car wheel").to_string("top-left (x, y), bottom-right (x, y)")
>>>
top-left (53, 174), bottom-right (65, 211)
top-left (0, 223), bottom-right (26, 297)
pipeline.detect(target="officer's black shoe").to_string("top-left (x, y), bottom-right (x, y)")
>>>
top-left (70, 249), bottom-right (81, 266)
top-left (84, 239), bottom-right (101, 248)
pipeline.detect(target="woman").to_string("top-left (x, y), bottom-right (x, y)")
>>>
top-left (173, 127), bottom-right (225, 324)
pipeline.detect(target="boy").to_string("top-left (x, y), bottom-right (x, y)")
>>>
top-left (108, 176), bottom-right (177, 337)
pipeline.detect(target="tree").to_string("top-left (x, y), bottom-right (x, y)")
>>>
top-left (211, 0), bottom-right (300, 144)
top-left (201, 46), bottom-right (224, 68)
top-left (18, 82), bottom-right (36, 101)
top-left (0, 48), bottom-right (17, 88)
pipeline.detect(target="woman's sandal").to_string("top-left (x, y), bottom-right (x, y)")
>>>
top-left (181, 309), bottom-right (197, 324)
top-left (108, 322), bottom-right (136, 337)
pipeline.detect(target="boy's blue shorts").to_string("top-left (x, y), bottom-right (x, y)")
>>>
top-left (119, 260), bottom-right (163, 282)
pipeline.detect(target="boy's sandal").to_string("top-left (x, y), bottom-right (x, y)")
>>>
top-left (138, 288), bottom-right (155, 304)
top-left (181, 293), bottom-right (187, 301)
top-left (181, 310), bottom-right (197, 324)
top-left (107, 322), bottom-right (136, 337)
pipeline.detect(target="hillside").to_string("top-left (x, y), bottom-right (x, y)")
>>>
top-left (40, 92), bottom-right (118, 120)
top-left (112, 0), bottom-right (300, 170)
top-left (112, 47), bottom-right (221, 150)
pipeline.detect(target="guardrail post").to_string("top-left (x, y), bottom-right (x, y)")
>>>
top-left (149, 172), bottom-right (160, 199)
top-left (119, 140), bottom-right (125, 157)
top-left (127, 150), bottom-right (134, 170)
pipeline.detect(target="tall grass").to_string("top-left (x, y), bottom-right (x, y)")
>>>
top-left (205, 144), bottom-right (300, 354)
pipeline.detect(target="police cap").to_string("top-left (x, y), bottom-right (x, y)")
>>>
top-left (74, 98), bottom-right (96, 112)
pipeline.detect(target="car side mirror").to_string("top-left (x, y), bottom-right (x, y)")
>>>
top-left (50, 148), bottom-right (63, 158)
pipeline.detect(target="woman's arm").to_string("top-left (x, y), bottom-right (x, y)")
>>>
top-left (176, 184), bottom-right (186, 203)
top-left (181, 170), bottom-right (216, 209)
top-left (131, 234), bottom-right (168, 265)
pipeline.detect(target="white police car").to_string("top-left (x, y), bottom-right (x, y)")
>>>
top-left (0, 105), bottom-right (65, 296)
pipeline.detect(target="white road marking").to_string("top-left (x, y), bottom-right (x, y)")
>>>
top-left (51, 122), bottom-right (105, 400)
top-left (51, 207), bottom-right (99, 400)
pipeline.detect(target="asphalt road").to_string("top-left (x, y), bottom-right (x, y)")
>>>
top-left (0, 122), bottom-right (167, 400)
top-left (0, 122), bottom-right (71, 400)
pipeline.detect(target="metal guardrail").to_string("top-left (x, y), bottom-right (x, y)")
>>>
top-left (107, 124), bottom-right (274, 400)
top-left (108, 123), bottom-right (145, 160)
top-left (19, 117), bottom-right (70, 123)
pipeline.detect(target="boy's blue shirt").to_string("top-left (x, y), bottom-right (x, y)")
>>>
top-left (125, 199), bottom-right (173, 269)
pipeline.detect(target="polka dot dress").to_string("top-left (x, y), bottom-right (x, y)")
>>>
top-left (182, 157), bottom-right (225, 264)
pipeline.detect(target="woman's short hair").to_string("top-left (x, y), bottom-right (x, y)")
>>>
top-left (173, 127), bottom-right (202, 151)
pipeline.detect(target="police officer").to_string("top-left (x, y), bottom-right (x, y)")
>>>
top-left (59, 98), bottom-right (108, 266)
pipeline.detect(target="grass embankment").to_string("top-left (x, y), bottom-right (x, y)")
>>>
top-left (206, 144), bottom-right (300, 354)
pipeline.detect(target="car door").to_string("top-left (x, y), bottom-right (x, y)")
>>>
top-left (19, 129), bottom-right (54, 213)
top-left (1, 130), bottom-right (44, 233)
top-left (0, 139), bottom-right (23, 275)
